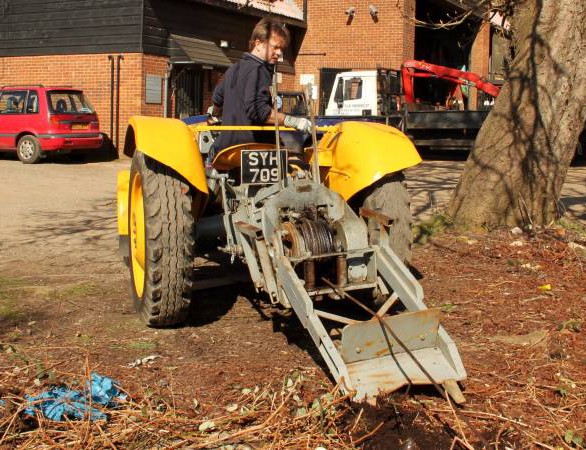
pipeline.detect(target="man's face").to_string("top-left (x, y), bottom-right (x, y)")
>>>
top-left (254, 33), bottom-right (286, 64)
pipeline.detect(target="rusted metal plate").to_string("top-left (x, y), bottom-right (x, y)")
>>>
top-left (347, 347), bottom-right (466, 401)
top-left (340, 309), bottom-right (440, 364)
top-left (359, 207), bottom-right (392, 226)
top-left (234, 221), bottom-right (262, 238)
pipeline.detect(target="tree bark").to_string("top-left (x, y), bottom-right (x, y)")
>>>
top-left (448, 0), bottom-right (586, 228)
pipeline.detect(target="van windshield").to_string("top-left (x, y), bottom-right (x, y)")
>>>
top-left (47, 91), bottom-right (95, 114)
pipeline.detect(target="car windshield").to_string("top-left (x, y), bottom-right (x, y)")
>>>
top-left (47, 91), bottom-right (95, 114)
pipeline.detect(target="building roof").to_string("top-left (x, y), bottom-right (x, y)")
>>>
top-left (171, 34), bottom-right (232, 67)
top-left (222, 0), bottom-right (303, 21)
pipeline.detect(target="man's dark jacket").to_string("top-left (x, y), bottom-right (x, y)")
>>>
top-left (212, 53), bottom-right (275, 153)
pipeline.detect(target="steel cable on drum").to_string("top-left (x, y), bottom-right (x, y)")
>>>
top-left (297, 218), bottom-right (335, 256)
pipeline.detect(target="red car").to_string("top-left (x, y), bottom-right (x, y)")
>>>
top-left (0, 85), bottom-right (103, 163)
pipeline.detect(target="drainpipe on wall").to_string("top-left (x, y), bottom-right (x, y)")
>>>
top-left (115, 55), bottom-right (123, 151)
top-left (108, 55), bottom-right (114, 146)
top-left (164, 62), bottom-right (172, 118)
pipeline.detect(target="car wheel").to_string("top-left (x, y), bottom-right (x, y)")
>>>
top-left (17, 136), bottom-right (42, 164)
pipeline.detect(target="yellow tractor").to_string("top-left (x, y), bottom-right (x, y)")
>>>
top-left (116, 115), bottom-right (466, 402)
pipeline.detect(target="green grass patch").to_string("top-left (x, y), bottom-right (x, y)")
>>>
top-left (127, 340), bottom-right (157, 351)
top-left (0, 276), bottom-right (24, 297)
top-left (42, 282), bottom-right (100, 301)
top-left (75, 334), bottom-right (94, 344)
top-left (557, 218), bottom-right (586, 237)
top-left (413, 214), bottom-right (451, 245)
top-left (441, 302), bottom-right (457, 313)
top-left (0, 299), bottom-right (23, 322)
top-left (58, 283), bottom-right (98, 298)
top-left (0, 276), bottom-right (25, 322)
top-left (111, 339), bottom-right (158, 352)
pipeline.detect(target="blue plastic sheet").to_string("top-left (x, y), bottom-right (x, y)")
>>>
top-left (24, 372), bottom-right (127, 422)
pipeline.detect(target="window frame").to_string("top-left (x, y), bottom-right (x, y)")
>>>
top-left (344, 77), bottom-right (363, 101)
top-left (25, 90), bottom-right (39, 115)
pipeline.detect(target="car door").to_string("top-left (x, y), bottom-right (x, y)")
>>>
top-left (0, 90), bottom-right (27, 149)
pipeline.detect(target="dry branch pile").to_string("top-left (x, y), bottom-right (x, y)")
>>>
top-left (0, 368), bottom-right (373, 449)
top-left (0, 223), bottom-right (585, 449)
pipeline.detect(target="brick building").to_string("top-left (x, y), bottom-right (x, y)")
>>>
top-left (0, 0), bottom-right (305, 152)
top-left (0, 0), bottom-right (505, 155)
top-left (293, 0), bottom-right (508, 113)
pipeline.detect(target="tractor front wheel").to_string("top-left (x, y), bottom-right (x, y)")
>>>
top-left (360, 173), bottom-right (413, 264)
top-left (128, 151), bottom-right (195, 327)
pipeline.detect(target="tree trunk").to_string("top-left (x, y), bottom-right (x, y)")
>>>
top-left (448, 0), bottom-right (586, 228)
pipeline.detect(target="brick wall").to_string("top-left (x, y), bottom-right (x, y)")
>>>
top-left (293, 0), bottom-right (415, 105)
top-left (469, 22), bottom-right (491, 109)
top-left (0, 52), bottom-right (174, 154)
top-left (203, 70), bottom-right (224, 112)
top-left (114, 54), bottom-right (142, 150)
top-left (141, 54), bottom-right (168, 118)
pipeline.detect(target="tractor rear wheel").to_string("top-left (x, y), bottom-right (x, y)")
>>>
top-left (361, 173), bottom-right (413, 264)
top-left (128, 151), bottom-right (195, 327)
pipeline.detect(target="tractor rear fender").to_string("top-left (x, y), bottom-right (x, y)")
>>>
top-left (123, 116), bottom-right (208, 195)
top-left (314, 121), bottom-right (422, 201)
top-left (117, 116), bottom-right (208, 238)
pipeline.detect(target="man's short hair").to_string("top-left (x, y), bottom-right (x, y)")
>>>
top-left (248, 18), bottom-right (290, 51)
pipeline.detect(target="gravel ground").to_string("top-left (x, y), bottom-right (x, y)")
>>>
top-left (0, 153), bottom-right (583, 249)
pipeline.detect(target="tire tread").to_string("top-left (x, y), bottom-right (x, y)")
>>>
top-left (362, 174), bottom-right (413, 263)
top-left (130, 152), bottom-right (195, 327)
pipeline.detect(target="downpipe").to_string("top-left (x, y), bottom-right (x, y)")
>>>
top-left (164, 62), bottom-right (172, 118)
top-left (108, 55), bottom-right (114, 143)
top-left (115, 55), bottom-right (124, 151)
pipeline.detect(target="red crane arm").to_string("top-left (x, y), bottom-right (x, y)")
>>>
top-left (401, 59), bottom-right (501, 104)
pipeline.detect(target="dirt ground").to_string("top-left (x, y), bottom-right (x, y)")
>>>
top-left (0, 151), bottom-right (585, 449)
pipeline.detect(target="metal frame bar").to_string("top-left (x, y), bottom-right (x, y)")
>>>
top-left (191, 125), bottom-right (335, 132)
top-left (315, 309), bottom-right (357, 325)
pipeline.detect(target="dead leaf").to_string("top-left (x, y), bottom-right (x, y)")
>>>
top-left (488, 329), bottom-right (548, 346)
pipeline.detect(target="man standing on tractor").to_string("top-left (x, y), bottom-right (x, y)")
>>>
top-left (208, 17), bottom-right (311, 159)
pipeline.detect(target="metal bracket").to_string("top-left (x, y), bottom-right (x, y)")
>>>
top-left (359, 207), bottom-right (392, 247)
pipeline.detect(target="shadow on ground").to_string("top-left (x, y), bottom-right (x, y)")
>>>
top-left (0, 136), bottom-right (119, 166)
top-left (3, 198), bottom-right (116, 249)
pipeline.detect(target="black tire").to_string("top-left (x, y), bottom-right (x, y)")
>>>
top-left (361, 173), bottom-right (413, 264)
top-left (128, 151), bottom-right (195, 327)
top-left (17, 135), bottom-right (42, 164)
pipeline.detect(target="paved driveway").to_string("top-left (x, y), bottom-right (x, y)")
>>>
top-left (406, 159), bottom-right (586, 223)
top-left (0, 154), bottom-right (583, 249)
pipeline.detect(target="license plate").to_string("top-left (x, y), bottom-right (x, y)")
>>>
top-left (241, 149), bottom-right (287, 185)
top-left (71, 123), bottom-right (89, 130)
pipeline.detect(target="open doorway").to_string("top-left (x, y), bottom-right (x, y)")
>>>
top-left (172, 67), bottom-right (203, 119)
top-left (414, 0), bottom-right (481, 106)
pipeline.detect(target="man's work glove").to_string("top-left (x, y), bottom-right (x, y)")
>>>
top-left (284, 115), bottom-right (312, 133)
top-left (206, 105), bottom-right (221, 125)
